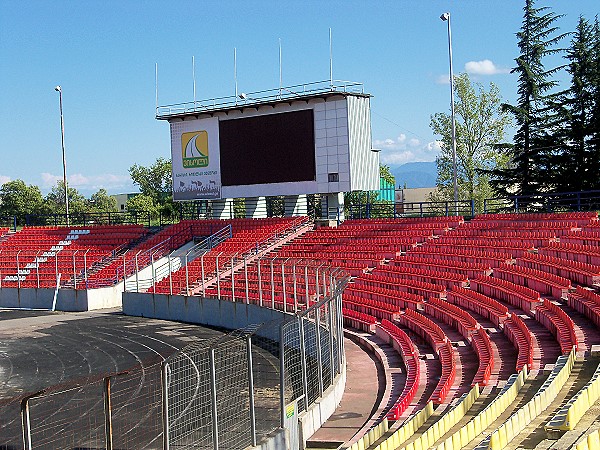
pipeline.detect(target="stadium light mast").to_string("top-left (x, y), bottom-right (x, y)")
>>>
top-left (440, 12), bottom-right (459, 215)
top-left (55, 85), bottom-right (70, 226)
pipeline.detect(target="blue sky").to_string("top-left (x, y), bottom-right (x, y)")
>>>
top-left (1, 1), bottom-right (598, 195)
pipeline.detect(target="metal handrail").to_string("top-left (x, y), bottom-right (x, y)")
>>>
top-left (156, 79), bottom-right (365, 117)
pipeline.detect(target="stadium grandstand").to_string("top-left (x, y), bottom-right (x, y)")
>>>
top-left (2, 85), bottom-right (600, 450)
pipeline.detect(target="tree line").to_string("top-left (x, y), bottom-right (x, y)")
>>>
top-left (431, 0), bottom-right (600, 209)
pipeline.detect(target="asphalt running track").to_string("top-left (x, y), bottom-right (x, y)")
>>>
top-left (0, 308), bottom-right (280, 450)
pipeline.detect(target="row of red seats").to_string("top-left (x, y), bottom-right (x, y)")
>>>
top-left (378, 319), bottom-right (421, 420)
top-left (408, 248), bottom-right (513, 268)
top-left (472, 212), bottom-right (597, 222)
top-left (343, 294), bottom-right (400, 322)
top-left (470, 275), bottom-right (541, 315)
top-left (535, 299), bottom-right (579, 355)
top-left (540, 242), bottom-right (600, 266)
top-left (424, 243), bottom-right (527, 259)
top-left (470, 328), bottom-right (494, 386)
top-left (381, 264), bottom-right (468, 289)
top-left (517, 253), bottom-right (600, 286)
top-left (502, 315), bottom-right (534, 372)
top-left (342, 308), bottom-right (376, 332)
top-left (446, 287), bottom-right (509, 327)
top-left (430, 341), bottom-right (456, 405)
top-left (395, 256), bottom-right (491, 280)
top-left (345, 284), bottom-right (423, 310)
top-left (461, 221), bottom-right (578, 234)
top-left (567, 286), bottom-right (600, 329)
top-left (343, 216), bottom-right (464, 225)
top-left (494, 264), bottom-right (571, 299)
top-left (358, 273), bottom-right (446, 300)
top-left (396, 308), bottom-right (448, 352)
top-left (434, 236), bottom-right (536, 251)
top-left (424, 297), bottom-right (479, 338)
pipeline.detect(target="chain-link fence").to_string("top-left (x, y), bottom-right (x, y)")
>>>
top-left (1, 267), bottom-right (347, 450)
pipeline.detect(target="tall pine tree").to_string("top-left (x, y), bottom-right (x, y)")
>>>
top-left (490, 0), bottom-right (566, 196)
top-left (553, 16), bottom-right (598, 192)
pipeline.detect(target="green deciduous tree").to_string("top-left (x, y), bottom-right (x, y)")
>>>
top-left (490, 0), bottom-right (566, 196)
top-left (126, 194), bottom-right (158, 218)
top-left (430, 73), bottom-right (511, 212)
top-left (87, 188), bottom-right (117, 213)
top-left (44, 181), bottom-right (87, 214)
top-left (129, 157), bottom-right (172, 203)
top-left (0, 180), bottom-right (45, 221)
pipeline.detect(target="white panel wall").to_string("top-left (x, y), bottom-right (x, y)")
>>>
top-left (347, 96), bottom-right (379, 191)
top-left (169, 94), bottom-right (372, 197)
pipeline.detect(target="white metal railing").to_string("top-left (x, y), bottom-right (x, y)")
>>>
top-left (156, 79), bottom-right (364, 118)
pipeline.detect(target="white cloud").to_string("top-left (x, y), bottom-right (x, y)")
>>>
top-left (465, 59), bottom-right (510, 75)
top-left (0, 175), bottom-right (10, 185)
top-left (435, 74), bottom-right (450, 85)
top-left (374, 136), bottom-right (441, 166)
top-left (40, 172), bottom-right (131, 191)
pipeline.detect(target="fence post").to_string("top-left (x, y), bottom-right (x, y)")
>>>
top-left (36, 250), bottom-right (40, 289)
top-left (292, 261), bottom-right (298, 314)
top-left (304, 265), bottom-right (310, 308)
top-left (201, 254), bottom-right (206, 297)
top-left (73, 250), bottom-right (79, 290)
top-left (169, 256), bottom-right (173, 296)
top-left (104, 376), bottom-right (113, 450)
top-left (231, 256), bottom-right (235, 302)
top-left (16, 250), bottom-right (21, 289)
top-left (257, 258), bottom-right (263, 307)
top-left (244, 256), bottom-right (249, 304)
top-left (161, 362), bottom-right (170, 450)
top-left (298, 316), bottom-right (309, 411)
top-left (328, 300), bottom-right (335, 382)
top-left (135, 253), bottom-right (140, 293)
top-left (315, 308), bottom-right (324, 397)
top-left (279, 323), bottom-right (286, 428)
top-left (216, 253), bottom-right (221, 298)
top-left (246, 335), bottom-right (257, 447)
top-left (514, 197), bottom-right (519, 213)
top-left (84, 250), bottom-right (89, 286)
top-left (270, 259), bottom-right (275, 310)
top-left (209, 347), bottom-right (219, 450)
top-left (21, 396), bottom-right (33, 450)
top-left (281, 262), bottom-right (287, 313)
top-left (185, 254), bottom-right (190, 296)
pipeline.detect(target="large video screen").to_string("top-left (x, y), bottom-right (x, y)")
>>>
top-left (219, 109), bottom-right (315, 186)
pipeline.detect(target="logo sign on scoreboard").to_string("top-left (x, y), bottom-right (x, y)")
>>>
top-left (171, 117), bottom-right (222, 200)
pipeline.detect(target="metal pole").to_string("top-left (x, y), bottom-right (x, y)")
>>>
top-left (73, 250), bottom-right (78, 290)
top-left (315, 309), bottom-right (324, 396)
top-left (281, 262), bottom-right (287, 313)
top-left (21, 397), bottom-right (32, 450)
top-left (216, 253), bottom-right (221, 298)
top-left (36, 250), bottom-right (40, 288)
top-left (270, 259), bottom-right (275, 309)
top-left (201, 253), bottom-right (206, 297)
top-left (292, 261), bottom-right (298, 314)
top-left (169, 256), bottom-right (173, 296)
top-left (441, 12), bottom-right (458, 215)
top-left (209, 348), bottom-right (219, 450)
top-left (135, 253), bottom-right (140, 293)
top-left (298, 316), bottom-right (309, 411)
top-left (104, 377), bottom-right (113, 450)
top-left (327, 300), bottom-right (335, 382)
top-left (185, 254), bottom-right (190, 295)
top-left (244, 256), bottom-right (249, 304)
top-left (56, 86), bottom-right (70, 226)
top-left (246, 336), bottom-right (257, 446)
top-left (231, 256), bottom-right (235, 302)
top-left (257, 258), bottom-right (263, 307)
top-left (279, 324), bottom-right (286, 427)
top-left (161, 362), bottom-right (170, 450)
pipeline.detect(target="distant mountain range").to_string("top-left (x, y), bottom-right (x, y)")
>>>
top-left (388, 162), bottom-right (437, 189)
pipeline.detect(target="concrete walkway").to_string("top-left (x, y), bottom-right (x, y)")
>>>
top-left (307, 336), bottom-right (382, 447)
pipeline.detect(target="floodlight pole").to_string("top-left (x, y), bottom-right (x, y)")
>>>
top-left (441, 12), bottom-right (459, 215)
top-left (55, 86), bottom-right (70, 226)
